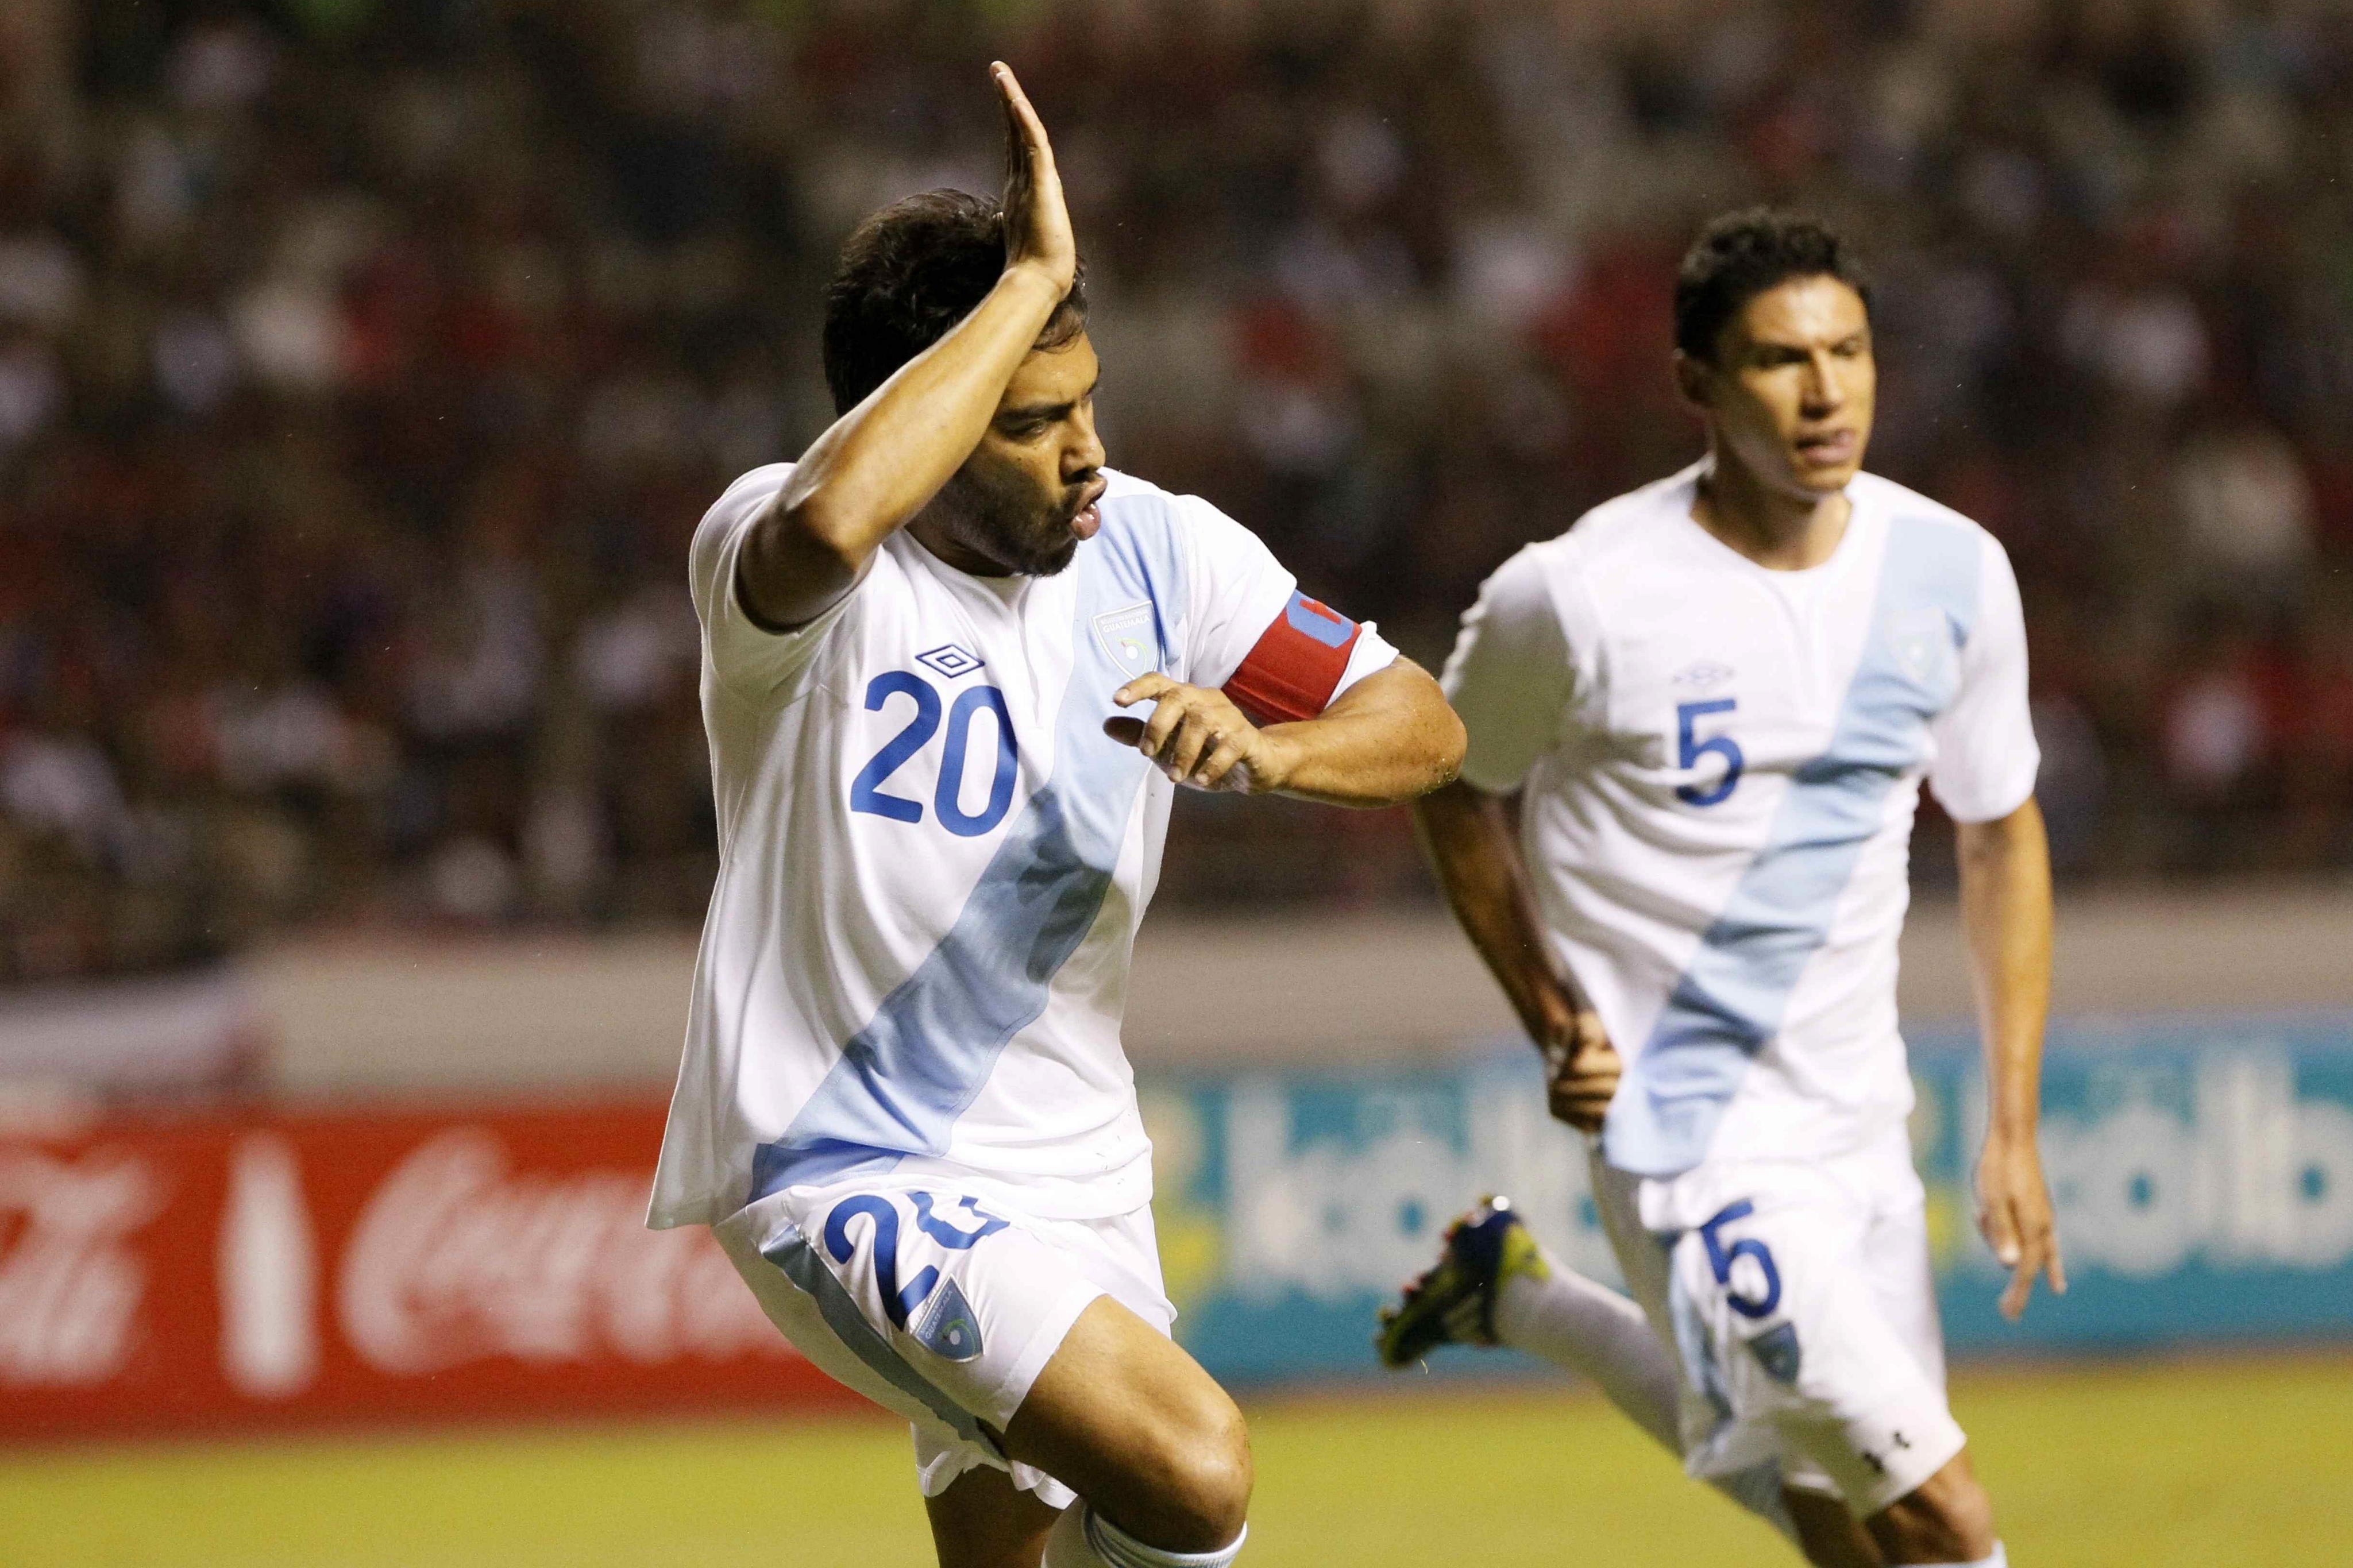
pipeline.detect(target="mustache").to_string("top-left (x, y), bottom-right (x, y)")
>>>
top-left (1054, 474), bottom-right (1104, 520)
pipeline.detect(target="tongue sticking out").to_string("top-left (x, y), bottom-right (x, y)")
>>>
top-left (1071, 503), bottom-right (1101, 540)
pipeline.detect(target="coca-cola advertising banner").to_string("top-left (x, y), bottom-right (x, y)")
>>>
top-left (0, 1100), bottom-right (855, 1440)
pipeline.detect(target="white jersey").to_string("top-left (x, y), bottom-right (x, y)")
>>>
top-left (650, 465), bottom-right (1397, 1229)
top-left (1442, 462), bottom-right (2037, 1178)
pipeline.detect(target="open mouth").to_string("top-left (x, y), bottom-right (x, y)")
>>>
top-left (1068, 480), bottom-right (1107, 539)
top-left (1795, 429), bottom-right (1858, 467)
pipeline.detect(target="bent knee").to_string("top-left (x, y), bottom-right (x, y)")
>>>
top-left (1937, 1479), bottom-right (1997, 1560)
top-left (1141, 1392), bottom-right (1252, 1548)
top-left (1871, 1467), bottom-right (1995, 1563)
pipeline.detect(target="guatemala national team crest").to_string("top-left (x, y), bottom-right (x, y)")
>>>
top-left (1747, 1322), bottom-right (1802, 1387)
top-left (913, 1278), bottom-right (985, 1362)
top-left (1887, 607), bottom-right (1957, 690)
top-left (1091, 601), bottom-right (1159, 682)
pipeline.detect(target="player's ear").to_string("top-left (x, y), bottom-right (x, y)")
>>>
top-left (1671, 349), bottom-right (1713, 412)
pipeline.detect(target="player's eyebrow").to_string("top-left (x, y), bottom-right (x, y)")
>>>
top-left (1751, 331), bottom-right (1866, 358)
top-left (998, 373), bottom-right (1101, 422)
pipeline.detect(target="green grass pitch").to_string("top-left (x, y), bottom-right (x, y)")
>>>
top-left (3, 1355), bottom-right (2342, 1566)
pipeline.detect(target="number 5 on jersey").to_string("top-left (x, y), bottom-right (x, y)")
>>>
top-left (1675, 698), bottom-right (1743, 806)
top-left (850, 670), bottom-right (1020, 836)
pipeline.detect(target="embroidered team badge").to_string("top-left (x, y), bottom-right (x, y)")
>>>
top-left (916, 643), bottom-right (984, 680)
top-left (1887, 608), bottom-right (1956, 689)
top-left (913, 1277), bottom-right (985, 1362)
top-left (1091, 601), bottom-right (1159, 681)
top-left (1748, 1321), bottom-right (1802, 1386)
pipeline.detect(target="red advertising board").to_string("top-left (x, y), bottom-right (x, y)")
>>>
top-left (0, 1100), bottom-right (860, 1440)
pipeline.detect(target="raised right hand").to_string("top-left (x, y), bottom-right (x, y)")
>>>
top-left (991, 62), bottom-right (1077, 296)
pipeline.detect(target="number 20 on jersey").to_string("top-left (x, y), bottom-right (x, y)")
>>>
top-left (850, 670), bottom-right (1020, 836)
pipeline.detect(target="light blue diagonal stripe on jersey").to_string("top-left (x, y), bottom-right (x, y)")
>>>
top-left (1603, 511), bottom-right (1982, 1178)
top-left (749, 499), bottom-right (1183, 1199)
top-left (762, 1221), bottom-right (983, 1443)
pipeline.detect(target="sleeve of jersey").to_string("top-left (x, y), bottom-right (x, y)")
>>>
top-left (1441, 547), bottom-right (1578, 793)
top-left (1221, 590), bottom-right (1397, 725)
top-left (1926, 538), bottom-right (2041, 824)
top-left (1171, 494), bottom-right (1396, 722)
top-left (691, 464), bottom-right (861, 701)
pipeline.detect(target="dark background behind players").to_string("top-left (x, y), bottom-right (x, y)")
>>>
top-left (4, 0), bottom-right (2351, 986)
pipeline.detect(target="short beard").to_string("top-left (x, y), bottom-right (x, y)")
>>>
top-left (932, 473), bottom-right (1082, 578)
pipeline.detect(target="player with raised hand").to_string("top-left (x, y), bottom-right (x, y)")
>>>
top-left (650, 63), bottom-right (1463, 1568)
top-left (1378, 211), bottom-right (2060, 1568)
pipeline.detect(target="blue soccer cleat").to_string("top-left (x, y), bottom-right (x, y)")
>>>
top-left (1374, 1194), bottom-right (1549, 1369)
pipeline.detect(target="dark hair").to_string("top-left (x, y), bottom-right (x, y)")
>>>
top-left (1673, 208), bottom-right (1870, 362)
top-left (820, 189), bottom-right (1089, 415)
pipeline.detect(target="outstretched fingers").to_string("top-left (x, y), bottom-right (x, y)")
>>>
top-left (1998, 1202), bottom-right (2066, 1321)
top-left (994, 63), bottom-right (1031, 219)
top-left (990, 62), bottom-right (1073, 287)
top-left (1106, 678), bottom-right (1261, 789)
top-left (992, 62), bottom-right (1050, 168)
top-left (1982, 1185), bottom-right (2066, 1321)
top-left (1189, 731), bottom-right (1252, 791)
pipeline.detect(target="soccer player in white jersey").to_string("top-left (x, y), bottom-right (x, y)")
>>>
top-left (1376, 211), bottom-right (2063, 1568)
top-left (648, 65), bottom-right (1462, 1568)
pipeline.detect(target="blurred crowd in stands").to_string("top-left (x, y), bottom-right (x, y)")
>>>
top-left (3, 0), bottom-right (2352, 983)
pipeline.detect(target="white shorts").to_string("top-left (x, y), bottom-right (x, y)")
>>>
top-left (1591, 1126), bottom-right (1965, 1517)
top-left (715, 1177), bottom-right (1173, 1509)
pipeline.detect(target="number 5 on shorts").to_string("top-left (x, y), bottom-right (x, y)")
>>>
top-left (1698, 1199), bottom-right (1782, 1319)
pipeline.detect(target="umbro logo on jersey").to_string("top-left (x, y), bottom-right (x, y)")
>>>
top-left (1672, 660), bottom-right (1735, 690)
top-left (915, 643), bottom-right (984, 680)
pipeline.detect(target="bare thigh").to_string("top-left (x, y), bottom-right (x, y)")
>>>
top-left (1000, 1295), bottom-right (1252, 1553)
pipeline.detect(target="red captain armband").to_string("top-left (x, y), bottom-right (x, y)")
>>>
top-left (1222, 589), bottom-right (1363, 726)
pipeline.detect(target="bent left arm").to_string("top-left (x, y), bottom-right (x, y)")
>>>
top-left (1106, 659), bottom-right (1464, 808)
top-left (1956, 794), bottom-right (2068, 1320)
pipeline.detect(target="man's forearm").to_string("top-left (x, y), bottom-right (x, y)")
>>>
top-left (1259, 661), bottom-right (1465, 808)
top-left (1956, 797), bottom-right (2054, 1137)
top-left (1411, 778), bottom-right (1576, 1039)
top-left (740, 265), bottom-right (1067, 627)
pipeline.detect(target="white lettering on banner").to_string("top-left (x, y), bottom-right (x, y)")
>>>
top-left (1968, 1047), bottom-right (2353, 1277)
top-left (1219, 1045), bottom-right (2353, 1301)
top-left (339, 1129), bottom-right (790, 1374)
top-left (219, 1133), bottom-right (320, 1398)
top-left (1222, 1075), bottom-right (1619, 1304)
top-left (0, 1149), bottom-right (163, 1386)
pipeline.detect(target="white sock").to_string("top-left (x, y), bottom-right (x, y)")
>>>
top-left (1493, 1249), bottom-right (1683, 1453)
top-left (1042, 1503), bottom-right (1246, 1567)
top-left (1935, 1546), bottom-right (2007, 1567)
top-left (1493, 1248), bottom-right (1799, 1542)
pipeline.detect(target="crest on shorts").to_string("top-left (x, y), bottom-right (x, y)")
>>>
top-left (1091, 601), bottom-right (1159, 682)
top-left (1747, 1321), bottom-right (1802, 1387)
top-left (913, 1277), bottom-right (985, 1363)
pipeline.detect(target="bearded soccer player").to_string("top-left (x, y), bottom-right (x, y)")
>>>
top-left (1376, 211), bottom-right (2062, 1568)
top-left (647, 64), bottom-right (1461, 1568)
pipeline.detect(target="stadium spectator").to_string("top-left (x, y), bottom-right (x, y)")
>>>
top-left (3, 0), bottom-right (2351, 977)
